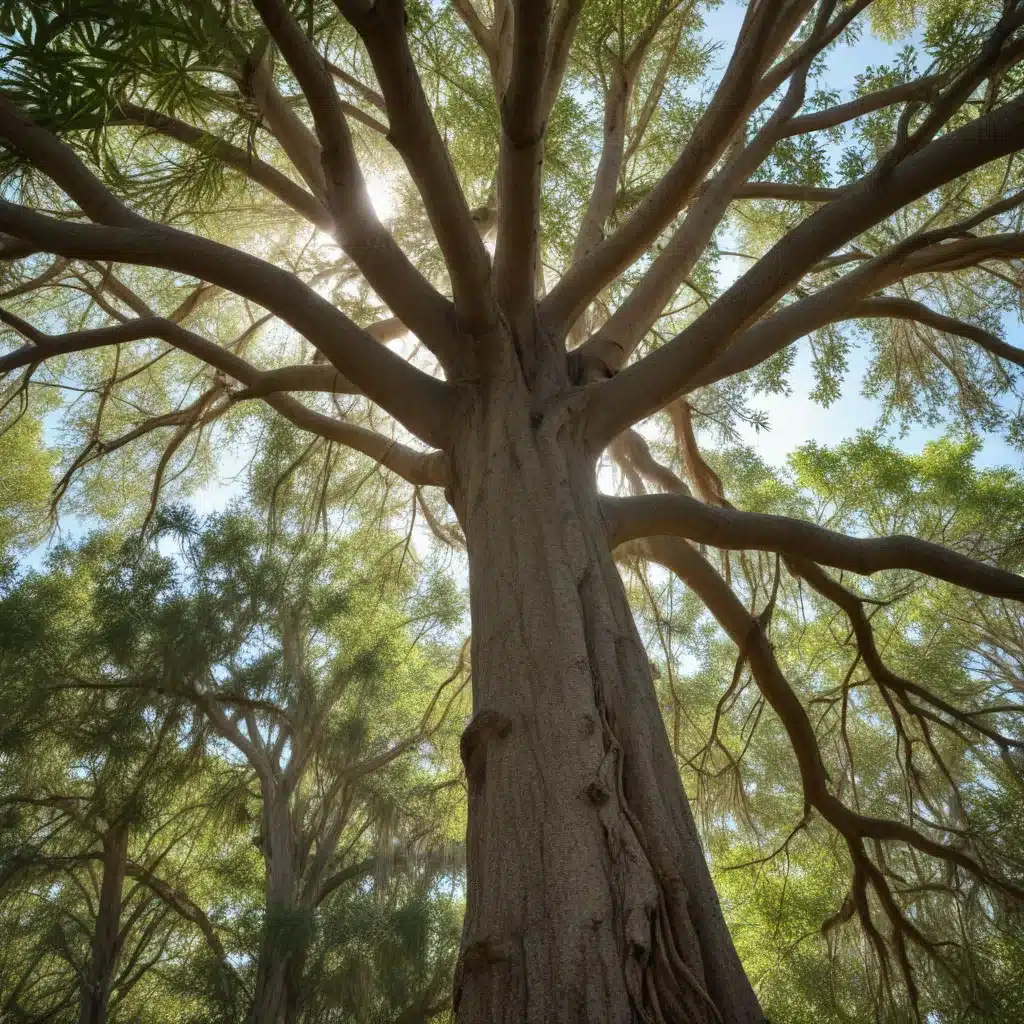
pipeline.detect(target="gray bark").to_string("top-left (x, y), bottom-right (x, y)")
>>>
top-left (447, 347), bottom-right (763, 1023)
top-left (248, 795), bottom-right (307, 1024)
top-left (77, 825), bottom-right (129, 1024)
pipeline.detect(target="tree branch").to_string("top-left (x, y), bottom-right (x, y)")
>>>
top-left (451, 0), bottom-right (496, 64)
top-left (0, 93), bottom-right (140, 227)
top-left (578, 0), bottom-right (837, 374)
top-left (787, 554), bottom-right (1024, 751)
top-left (540, 0), bottom-right (586, 119)
top-left (245, 45), bottom-right (329, 199)
top-left (602, 491), bottom-right (1024, 599)
top-left (846, 295), bottom-right (1024, 367)
top-left (339, 0), bottom-right (495, 333)
top-left (108, 101), bottom-right (332, 230)
top-left (493, 0), bottom-right (552, 328)
top-left (327, 61), bottom-right (387, 112)
top-left (633, 535), bottom-right (1024, 904)
top-left (0, 309), bottom-right (447, 486)
top-left (756, 0), bottom-right (874, 100)
top-left (781, 75), bottom-right (943, 138)
top-left (686, 232), bottom-right (1024, 392)
top-left (0, 201), bottom-right (452, 447)
top-left (314, 855), bottom-right (377, 905)
top-left (261, 394), bottom-right (448, 486)
top-left (584, 91), bottom-right (1024, 447)
top-left (252, 1), bottom-right (460, 363)
top-left (570, 5), bottom-right (672, 266)
top-left (732, 182), bottom-right (847, 201)
top-left (540, 0), bottom-right (807, 332)
top-left (124, 863), bottom-right (230, 967)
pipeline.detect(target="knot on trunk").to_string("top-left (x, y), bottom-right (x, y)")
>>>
top-left (462, 935), bottom-right (519, 975)
top-left (459, 708), bottom-right (512, 785)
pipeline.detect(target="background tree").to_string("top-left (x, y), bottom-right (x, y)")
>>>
top-left (0, 510), bottom-right (466, 1023)
top-left (141, 508), bottom-right (466, 1024)
top-left (0, 533), bottom-right (242, 1021)
top-left (0, 0), bottom-right (1023, 1020)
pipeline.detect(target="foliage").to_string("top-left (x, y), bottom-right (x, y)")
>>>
top-left (0, 505), bottom-right (467, 1022)
top-left (1, 0), bottom-right (1023, 1019)
top-left (625, 435), bottom-right (1024, 1021)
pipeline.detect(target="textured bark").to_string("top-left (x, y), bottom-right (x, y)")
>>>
top-left (77, 825), bottom-right (129, 1024)
top-left (447, 347), bottom-right (762, 1023)
top-left (248, 796), bottom-right (307, 1024)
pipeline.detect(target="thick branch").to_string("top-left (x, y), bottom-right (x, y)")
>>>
top-left (585, 92), bottom-right (1024, 446)
top-left (570, 7), bottom-right (671, 265)
top-left (540, 0), bottom-right (806, 331)
top-left (609, 428), bottom-right (691, 495)
top-left (342, 0), bottom-right (495, 332)
top-left (253, 1), bottom-right (460, 362)
top-left (0, 311), bottom-right (446, 486)
top-left (572, 69), bottom-right (633, 265)
top-left (0, 201), bottom-right (451, 446)
top-left (733, 182), bottom-right (846, 201)
top-left (687, 232), bottom-right (1024, 392)
top-left (246, 46), bottom-right (329, 199)
top-left (263, 394), bottom-right (448, 486)
top-left (540, 0), bottom-right (586, 118)
top-left (781, 75), bottom-right (942, 138)
top-left (494, 0), bottom-right (552, 326)
top-left (580, 2), bottom-right (835, 373)
top-left (451, 0), bottom-right (496, 63)
top-left (0, 94), bottom-right (140, 227)
top-left (602, 491), bottom-right (1024, 600)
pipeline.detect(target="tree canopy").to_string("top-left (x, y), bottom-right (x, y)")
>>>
top-left (1, 0), bottom-right (1024, 1021)
top-left (0, 507), bottom-right (466, 1021)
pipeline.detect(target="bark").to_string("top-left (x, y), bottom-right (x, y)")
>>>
top-left (248, 794), bottom-right (308, 1024)
top-left (447, 349), bottom-right (762, 1023)
top-left (77, 825), bottom-right (129, 1024)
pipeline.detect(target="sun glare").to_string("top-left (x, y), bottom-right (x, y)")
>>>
top-left (364, 175), bottom-right (396, 222)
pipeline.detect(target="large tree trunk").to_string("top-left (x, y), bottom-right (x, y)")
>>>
top-left (449, 357), bottom-right (762, 1023)
top-left (250, 953), bottom-right (302, 1024)
top-left (249, 795), bottom-right (307, 1024)
top-left (78, 824), bottom-right (129, 1024)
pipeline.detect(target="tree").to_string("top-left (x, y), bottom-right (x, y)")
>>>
top-left (0, 513), bottom-right (466, 1023)
top-left (142, 509), bottom-right (466, 1024)
top-left (1, 0), bottom-right (1023, 1019)
top-left (0, 533), bottom-right (242, 1022)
